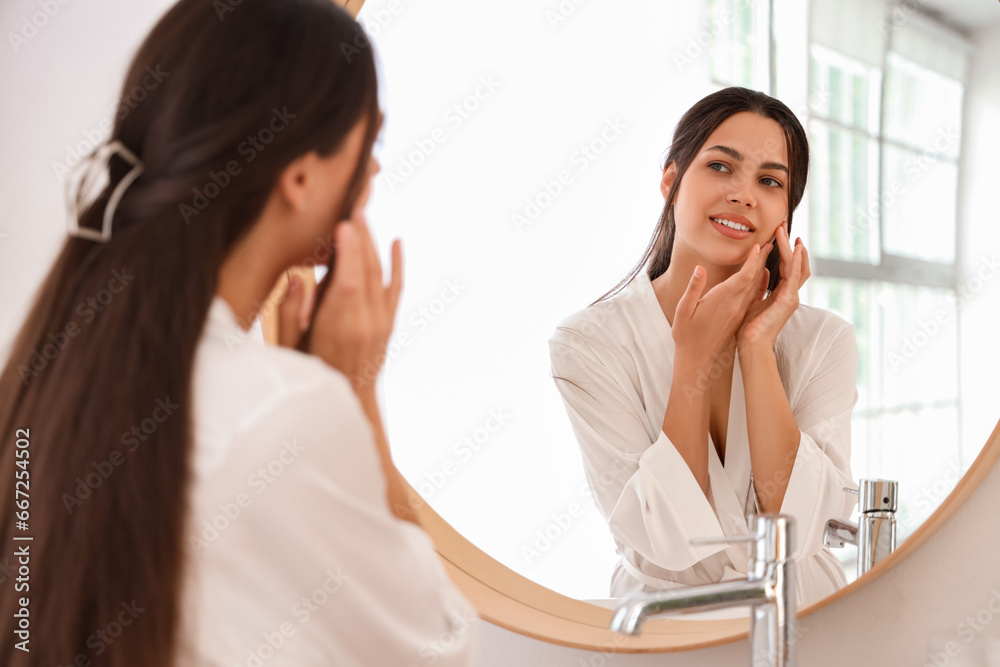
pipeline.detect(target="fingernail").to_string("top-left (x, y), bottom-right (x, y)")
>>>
top-left (694, 265), bottom-right (704, 279)
top-left (288, 275), bottom-right (300, 291)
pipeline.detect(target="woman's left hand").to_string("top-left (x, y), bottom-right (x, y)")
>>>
top-left (735, 222), bottom-right (810, 352)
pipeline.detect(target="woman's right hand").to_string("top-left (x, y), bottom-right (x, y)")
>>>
top-left (671, 244), bottom-right (769, 367)
top-left (307, 207), bottom-right (404, 392)
top-left (281, 205), bottom-right (417, 524)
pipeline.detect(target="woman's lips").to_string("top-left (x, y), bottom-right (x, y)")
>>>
top-left (710, 214), bottom-right (754, 239)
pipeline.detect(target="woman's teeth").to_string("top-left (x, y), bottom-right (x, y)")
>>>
top-left (711, 217), bottom-right (751, 232)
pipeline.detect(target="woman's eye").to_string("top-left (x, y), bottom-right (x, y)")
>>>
top-left (708, 162), bottom-right (730, 173)
top-left (760, 176), bottom-right (782, 188)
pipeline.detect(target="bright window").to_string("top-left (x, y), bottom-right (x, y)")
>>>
top-left (709, 0), bottom-right (969, 580)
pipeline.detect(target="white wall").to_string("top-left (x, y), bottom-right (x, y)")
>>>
top-left (0, 0), bottom-right (171, 355)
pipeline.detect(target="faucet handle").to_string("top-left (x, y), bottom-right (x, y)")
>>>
top-left (688, 514), bottom-right (795, 564)
top-left (689, 532), bottom-right (763, 546)
top-left (849, 478), bottom-right (898, 513)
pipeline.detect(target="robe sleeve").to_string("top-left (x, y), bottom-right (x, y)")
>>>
top-left (772, 317), bottom-right (860, 561)
top-left (549, 325), bottom-right (731, 572)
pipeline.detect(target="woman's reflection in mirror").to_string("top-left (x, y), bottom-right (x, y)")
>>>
top-left (550, 87), bottom-right (858, 607)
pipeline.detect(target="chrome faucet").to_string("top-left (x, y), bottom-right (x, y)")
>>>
top-left (823, 478), bottom-right (897, 578)
top-left (610, 514), bottom-right (797, 667)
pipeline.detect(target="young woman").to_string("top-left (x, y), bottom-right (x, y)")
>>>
top-left (0, 1), bottom-right (478, 665)
top-left (550, 87), bottom-right (859, 607)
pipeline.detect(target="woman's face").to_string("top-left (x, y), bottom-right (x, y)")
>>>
top-left (255, 113), bottom-right (380, 275)
top-left (309, 114), bottom-right (382, 230)
top-left (662, 111), bottom-right (790, 270)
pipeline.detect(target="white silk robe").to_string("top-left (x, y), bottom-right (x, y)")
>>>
top-left (176, 296), bottom-right (479, 666)
top-left (549, 272), bottom-right (859, 606)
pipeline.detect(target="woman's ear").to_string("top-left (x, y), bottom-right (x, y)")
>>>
top-left (275, 151), bottom-right (317, 213)
top-left (660, 161), bottom-right (678, 200)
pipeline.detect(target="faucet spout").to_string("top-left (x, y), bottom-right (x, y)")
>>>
top-left (823, 518), bottom-right (858, 548)
top-left (609, 514), bottom-right (797, 666)
top-left (610, 579), bottom-right (770, 635)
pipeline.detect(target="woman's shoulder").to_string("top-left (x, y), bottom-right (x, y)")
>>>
top-left (192, 315), bottom-right (367, 476)
top-left (781, 303), bottom-right (854, 344)
top-left (550, 274), bottom-right (656, 349)
top-left (196, 297), bottom-right (356, 415)
top-left (776, 303), bottom-right (857, 374)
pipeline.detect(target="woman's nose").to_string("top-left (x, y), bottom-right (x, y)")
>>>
top-left (727, 178), bottom-right (755, 207)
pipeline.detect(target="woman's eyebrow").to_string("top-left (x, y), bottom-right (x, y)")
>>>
top-left (705, 144), bottom-right (743, 161)
top-left (704, 144), bottom-right (788, 173)
top-left (760, 160), bottom-right (788, 173)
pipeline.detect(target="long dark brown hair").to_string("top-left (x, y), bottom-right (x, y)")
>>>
top-left (597, 86), bottom-right (809, 304)
top-left (0, 1), bottom-right (380, 665)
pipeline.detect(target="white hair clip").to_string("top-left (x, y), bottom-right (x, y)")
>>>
top-left (67, 139), bottom-right (144, 243)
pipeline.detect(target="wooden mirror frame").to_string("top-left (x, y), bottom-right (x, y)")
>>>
top-left (259, 0), bottom-right (1000, 652)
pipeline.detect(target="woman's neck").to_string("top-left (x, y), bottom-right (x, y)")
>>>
top-left (651, 243), bottom-right (739, 327)
top-left (216, 223), bottom-right (290, 332)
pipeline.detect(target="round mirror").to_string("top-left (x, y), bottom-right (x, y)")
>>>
top-left (347, 0), bottom-right (1000, 648)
